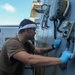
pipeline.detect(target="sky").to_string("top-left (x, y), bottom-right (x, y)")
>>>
top-left (0, 0), bottom-right (34, 25)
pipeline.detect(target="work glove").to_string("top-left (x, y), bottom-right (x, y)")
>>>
top-left (60, 50), bottom-right (72, 64)
top-left (52, 39), bottom-right (61, 49)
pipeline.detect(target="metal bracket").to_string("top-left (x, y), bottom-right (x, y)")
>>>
top-left (63, 21), bottom-right (75, 39)
top-left (41, 5), bottom-right (51, 29)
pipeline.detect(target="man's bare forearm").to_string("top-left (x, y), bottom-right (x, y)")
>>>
top-left (13, 51), bottom-right (62, 67)
top-left (28, 54), bottom-right (62, 67)
top-left (35, 46), bottom-right (53, 54)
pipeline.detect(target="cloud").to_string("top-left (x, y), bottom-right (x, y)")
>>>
top-left (1, 3), bottom-right (16, 13)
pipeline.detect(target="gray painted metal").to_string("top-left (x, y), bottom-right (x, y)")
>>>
top-left (35, 0), bottom-right (75, 75)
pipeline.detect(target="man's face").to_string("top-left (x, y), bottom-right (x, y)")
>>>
top-left (28, 28), bottom-right (36, 40)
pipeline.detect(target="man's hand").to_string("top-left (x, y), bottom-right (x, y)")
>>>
top-left (60, 50), bottom-right (72, 64)
top-left (52, 39), bottom-right (61, 49)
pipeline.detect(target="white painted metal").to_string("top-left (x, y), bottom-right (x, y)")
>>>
top-left (0, 25), bottom-right (18, 49)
